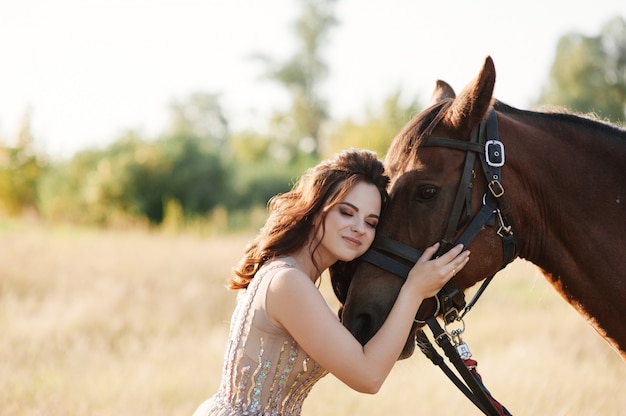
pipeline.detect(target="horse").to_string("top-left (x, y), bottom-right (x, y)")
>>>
top-left (335, 56), bottom-right (626, 363)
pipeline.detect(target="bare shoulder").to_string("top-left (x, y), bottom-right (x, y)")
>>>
top-left (266, 267), bottom-right (328, 328)
top-left (268, 266), bottom-right (316, 293)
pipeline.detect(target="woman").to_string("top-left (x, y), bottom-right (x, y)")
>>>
top-left (193, 149), bottom-right (469, 415)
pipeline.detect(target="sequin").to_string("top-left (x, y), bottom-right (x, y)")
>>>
top-left (193, 260), bottom-right (328, 416)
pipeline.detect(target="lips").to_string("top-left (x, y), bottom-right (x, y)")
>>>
top-left (342, 236), bottom-right (362, 247)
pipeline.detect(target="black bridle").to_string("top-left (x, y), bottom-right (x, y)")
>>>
top-left (359, 108), bottom-right (517, 415)
top-left (361, 108), bottom-right (517, 322)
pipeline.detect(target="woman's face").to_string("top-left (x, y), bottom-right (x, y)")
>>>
top-left (318, 181), bottom-right (381, 263)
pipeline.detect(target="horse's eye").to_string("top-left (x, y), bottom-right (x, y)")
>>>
top-left (415, 185), bottom-right (438, 201)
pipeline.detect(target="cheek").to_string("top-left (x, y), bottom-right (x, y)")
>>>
top-left (317, 213), bottom-right (339, 244)
top-left (363, 229), bottom-right (376, 249)
top-left (325, 211), bottom-right (345, 230)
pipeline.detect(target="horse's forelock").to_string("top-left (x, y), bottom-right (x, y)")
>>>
top-left (385, 100), bottom-right (453, 178)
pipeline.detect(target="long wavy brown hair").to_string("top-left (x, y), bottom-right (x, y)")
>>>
top-left (229, 149), bottom-right (389, 290)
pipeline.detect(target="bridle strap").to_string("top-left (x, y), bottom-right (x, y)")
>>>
top-left (424, 122), bottom-right (481, 248)
top-left (429, 124), bottom-right (483, 321)
top-left (432, 109), bottom-right (517, 311)
top-left (373, 235), bottom-right (423, 264)
top-left (421, 138), bottom-right (484, 153)
top-left (360, 248), bottom-right (412, 279)
top-left (362, 109), bottom-right (517, 323)
top-left (357, 108), bottom-right (516, 415)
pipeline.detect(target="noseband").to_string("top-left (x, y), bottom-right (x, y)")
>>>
top-left (360, 108), bottom-right (517, 323)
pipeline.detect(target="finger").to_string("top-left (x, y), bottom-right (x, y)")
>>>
top-left (437, 243), bottom-right (464, 263)
top-left (417, 242), bottom-right (440, 263)
top-left (450, 253), bottom-right (470, 275)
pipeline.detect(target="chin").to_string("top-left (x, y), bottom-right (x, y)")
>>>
top-left (338, 250), bottom-right (365, 262)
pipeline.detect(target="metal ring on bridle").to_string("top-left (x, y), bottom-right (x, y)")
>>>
top-left (444, 316), bottom-right (466, 338)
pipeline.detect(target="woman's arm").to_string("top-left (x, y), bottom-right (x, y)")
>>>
top-left (267, 243), bottom-right (469, 394)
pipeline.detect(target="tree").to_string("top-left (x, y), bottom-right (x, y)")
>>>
top-left (167, 92), bottom-right (228, 153)
top-left (327, 89), bottom-right (422, 158)
top-left (111, 94), bottom-right (231, 224)
top-left (38, 133), bottom-right (148, 225)
top-left (224, 128), bottom-right (320, 211)
top-left (257, 0), bottom-right (337, 160)
top-left (0, 109), bottom-right (44, 216)
top-left (538, 17), bottom-right (626, 122)
top-left (39, 126), bottom-right (228, 225)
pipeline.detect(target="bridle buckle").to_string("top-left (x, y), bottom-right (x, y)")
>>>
top-left (443, 307), bottom-right (460, 324)
top-left (485, 139), bottom-right (505, 167)
top-left (488, 180), bottom-right (505, 198)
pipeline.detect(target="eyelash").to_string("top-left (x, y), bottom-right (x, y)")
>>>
top-left (339, 209), bottom-right (353, 217)
top-left (340, 209), bottom-right (377, 229)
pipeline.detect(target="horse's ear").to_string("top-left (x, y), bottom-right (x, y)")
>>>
top-left (430, 80), bottom-right (456, 104)
top-left (443, 56), bottom-right (496, 136)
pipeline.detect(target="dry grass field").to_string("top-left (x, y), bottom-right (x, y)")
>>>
top-left (1, 222), bottom-right (625, 415)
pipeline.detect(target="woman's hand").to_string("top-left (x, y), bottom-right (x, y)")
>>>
top-left (404, 243), bottom-right (470, 299)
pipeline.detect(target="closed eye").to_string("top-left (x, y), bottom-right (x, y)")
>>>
top-left (340, 209), bottom-right (377, 229)
top-left (366, 220), bottom-right (378, 229)
top-left (338, 203), bottom-right (379, 229)
top-left (340, 209), bottom-right (354, 217)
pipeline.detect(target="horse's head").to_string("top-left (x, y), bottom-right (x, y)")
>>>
top-left (338, 56), bottom-right (515, 359)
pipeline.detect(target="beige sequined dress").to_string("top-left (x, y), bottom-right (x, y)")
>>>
top-left (193, 259), bottom-right (328, 416)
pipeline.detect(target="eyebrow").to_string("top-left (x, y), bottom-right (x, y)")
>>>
top-left (338, 202), bottom-right (380, 220)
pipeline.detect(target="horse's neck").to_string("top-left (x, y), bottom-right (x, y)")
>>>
top-left (504, 113), bottom-right (626, 358)
top-left (505, 113), bottom-right (626, 287)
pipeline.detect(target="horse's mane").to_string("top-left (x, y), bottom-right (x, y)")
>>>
top-left (494, 101), bottom-right (626, 141)
top-left (386, 99), bottom-right (625, 175)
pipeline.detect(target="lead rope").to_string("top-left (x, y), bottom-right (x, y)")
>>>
top-left (417, 317), bottom-right (512, 416)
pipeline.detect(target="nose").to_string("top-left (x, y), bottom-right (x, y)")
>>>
top-left (351, 218), bottom-right (365, 234)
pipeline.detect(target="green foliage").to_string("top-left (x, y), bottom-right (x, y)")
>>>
top-left (225, 150), bottom-right (319, 210)
top-left (36, 91), bottom-right (320, 228)
top-left (0, 111), bottom-right (45, 216)
top-left (39, 130), bottom-right (227, 226)
top-left (326, 90), bottom-right (422, 158)
top-left (164, 133), bottom-right (226, 216)
top-left (228, 131), bottom-right (272, 163)
top-left (256, 0), bottom-right (337, 158)
top-left (224, 128), bottom-right (321, 211)
top-left (35, 83), bottom-right (425, 228)
top-left (39, 134), bottom-right (147, 224)
top-left (167, 92), bottom-right (228, 150)
top-left (538, 17), bottom-right (626, 122)
top-left (28, 12), bottom-right (620, 231)
top-left (7, 2), bottom-right (419, 230)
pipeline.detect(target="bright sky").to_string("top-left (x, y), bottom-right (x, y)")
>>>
top-left (1, 0), bottom-right (624, 158)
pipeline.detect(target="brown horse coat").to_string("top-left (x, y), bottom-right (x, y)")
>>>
top-left (341, 56), bottom-right (626, 361)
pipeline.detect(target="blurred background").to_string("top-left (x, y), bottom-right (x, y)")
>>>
top-left (1, 1), bottom-right (625, 415)
top-left (1, 0), bottom-right (625, 228)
